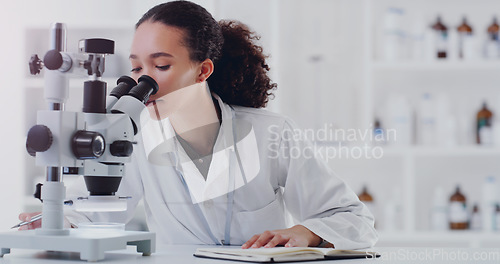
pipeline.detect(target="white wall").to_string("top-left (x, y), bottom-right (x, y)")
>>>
top-left (275, 0), bottom-right (364, 131)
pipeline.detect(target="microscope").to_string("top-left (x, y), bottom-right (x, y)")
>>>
top-left (0, 23), bottom-right (156, 261)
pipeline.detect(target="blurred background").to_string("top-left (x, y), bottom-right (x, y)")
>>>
top-left (1, 0), bottom-right (500, 247)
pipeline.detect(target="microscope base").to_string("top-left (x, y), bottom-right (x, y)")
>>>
top-left (0, 229), bottom-right (155, 262)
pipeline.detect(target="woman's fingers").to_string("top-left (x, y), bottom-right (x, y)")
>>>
top-left (243, 226), bottom-right (321, 249)
top-left (244, 230), bottom-right (276, 248)
top-left (284, 238), bottom-right (307, 247)
top-left (19, 212), bottom-right (39, 221)
top-left (264, 233), bottom-right (289, 248)
top-left (19, 212), bottom-right (31, 221)
top-left (29, 219), bottom-right (42, 229)
top-left (252, 231), bottom-right (276, 248)
top-left (17, 212), bottom-right (42, 230)
top-left (242, 234), bottom-right (260, 249)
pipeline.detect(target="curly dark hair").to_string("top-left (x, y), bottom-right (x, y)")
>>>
top-left (136, 0), bottom-right (276, 108)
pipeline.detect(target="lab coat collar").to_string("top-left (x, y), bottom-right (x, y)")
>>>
top-left (211, 92), bottom-right (235, 122)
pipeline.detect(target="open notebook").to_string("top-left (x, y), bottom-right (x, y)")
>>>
top-left (194, 247), bottom-right (380, 263)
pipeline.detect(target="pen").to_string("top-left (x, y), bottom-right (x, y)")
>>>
top-left (10, 199), bottom-right (73, 229)
top-left (11, 213), bottom-right (42, 229)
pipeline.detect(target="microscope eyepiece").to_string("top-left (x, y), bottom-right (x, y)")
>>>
top-left (109, 76), bottom-right (137, 99)
top-left (127, 75), bottom-right (159, 104)
top-left (138, 75), bottom-right (159, 95)
top-left (110, 75), bottom-right (158, 135)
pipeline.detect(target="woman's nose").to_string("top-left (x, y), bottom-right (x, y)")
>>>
top-left (140, 69), bottom-right (155, 81)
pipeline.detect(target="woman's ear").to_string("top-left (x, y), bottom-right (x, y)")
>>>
top-left (197, 59), bottom-right (214, 83)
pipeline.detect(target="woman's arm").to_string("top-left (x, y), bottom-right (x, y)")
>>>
top-left (278, 119), bottom-right (378, 249)
top-left (243, 118), bottom-right (377, 249)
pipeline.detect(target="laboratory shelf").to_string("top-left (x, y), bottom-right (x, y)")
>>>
top-left (377, 231), bottom-right (500, 248)
top-left (359, 0), bottom-right (500, 246)
top-left (381, 146), bottom-right (500, 157)
top-left (371, 61), bottom-right (500, 72)
top-left (314, 144), bottom-right (500, 159)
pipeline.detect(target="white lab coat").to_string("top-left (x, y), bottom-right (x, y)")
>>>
top-left (65, 94), bottom-right (378, 249)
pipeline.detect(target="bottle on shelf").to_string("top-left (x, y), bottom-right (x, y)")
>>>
top-left (457, 16), bottom-right (474, 59)
top-left (496, 204), bottom-right (500, 231)
top-left (485, 17), bottom-right (500, 59)
top-left (449, 185), bottom-right (468, 230)
top-left (385, 94), bottom-right (413, 146)
top-left (411, 12), bottom-right (426, 61)
top-left (373, 118), bottom-right (385, 145)
top-left (493, 118), bottom-right (500, 147)
top-left (383, 187), bottom-right (402, 232)
top-left (434, 93), bottom-right (457, 147)
top-left (417, 93), bottom-right (436, 146)
top-left (476, 102), bottom-right (494, 145)
top-left (430, 186), bottom-right (448, 231)
top-left (358, 185), bottom-right (376, 227)
top-left (383, 7), bottom-right (406, 61)
top-left (431, 16), bottom-right (448, 59)
top-left (481, 176), bottom-right (498, 232)
top-left (470, 203), bottom-right (482, 230)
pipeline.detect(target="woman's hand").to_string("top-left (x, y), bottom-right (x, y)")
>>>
top-left (18, 212), bottom-right (41, 230)
top-left (241, 225), bottom-right (322, 249)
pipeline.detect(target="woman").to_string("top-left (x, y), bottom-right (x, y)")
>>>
top-left (20, 0), bottom-right (377, 249)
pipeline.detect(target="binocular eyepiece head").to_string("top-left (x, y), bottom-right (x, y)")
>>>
top-left (108, 75), bottom-right (159, 135)
top-left (110, 75), bottom-right (159, 104)
top-left (85, 75), bottom-right (159, 114)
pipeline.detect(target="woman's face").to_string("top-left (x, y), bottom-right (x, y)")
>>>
top-left (129, 21), bottom-right (200, 105)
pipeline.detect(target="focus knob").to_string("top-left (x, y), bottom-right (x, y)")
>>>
top-left (110, 140), bottom-right (133, 157)
top-left (29, 54), bottom-right (43, 75)
top-left (72, 130), bottom-right (105, 159)
top-left (26, 125), bottom-right (53, 155)
top-left (43, 49), bottom-right (63, 70)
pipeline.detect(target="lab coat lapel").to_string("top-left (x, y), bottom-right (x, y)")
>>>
top-left (187, 95), bottom-right (233, 203)
top-left (177, 143), bottom-right (207, 203)
top-left (210, 95), bottom-right (261, 193)
top-left (177, 94), bottom-right (234, 204)
top-left (202, 94), bottom-right (236, 199)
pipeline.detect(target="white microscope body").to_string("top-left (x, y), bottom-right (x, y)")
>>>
top-left (0, 23), bottom-right (157, 262)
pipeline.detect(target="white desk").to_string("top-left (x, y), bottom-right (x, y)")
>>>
top-left (0, 245), bottom-right (499, 263)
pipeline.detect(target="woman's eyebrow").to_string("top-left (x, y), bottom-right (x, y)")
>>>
top-left (129, 52), bottom-right (174, 60)
top-left (150, 52), bottom-right (174, 58)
